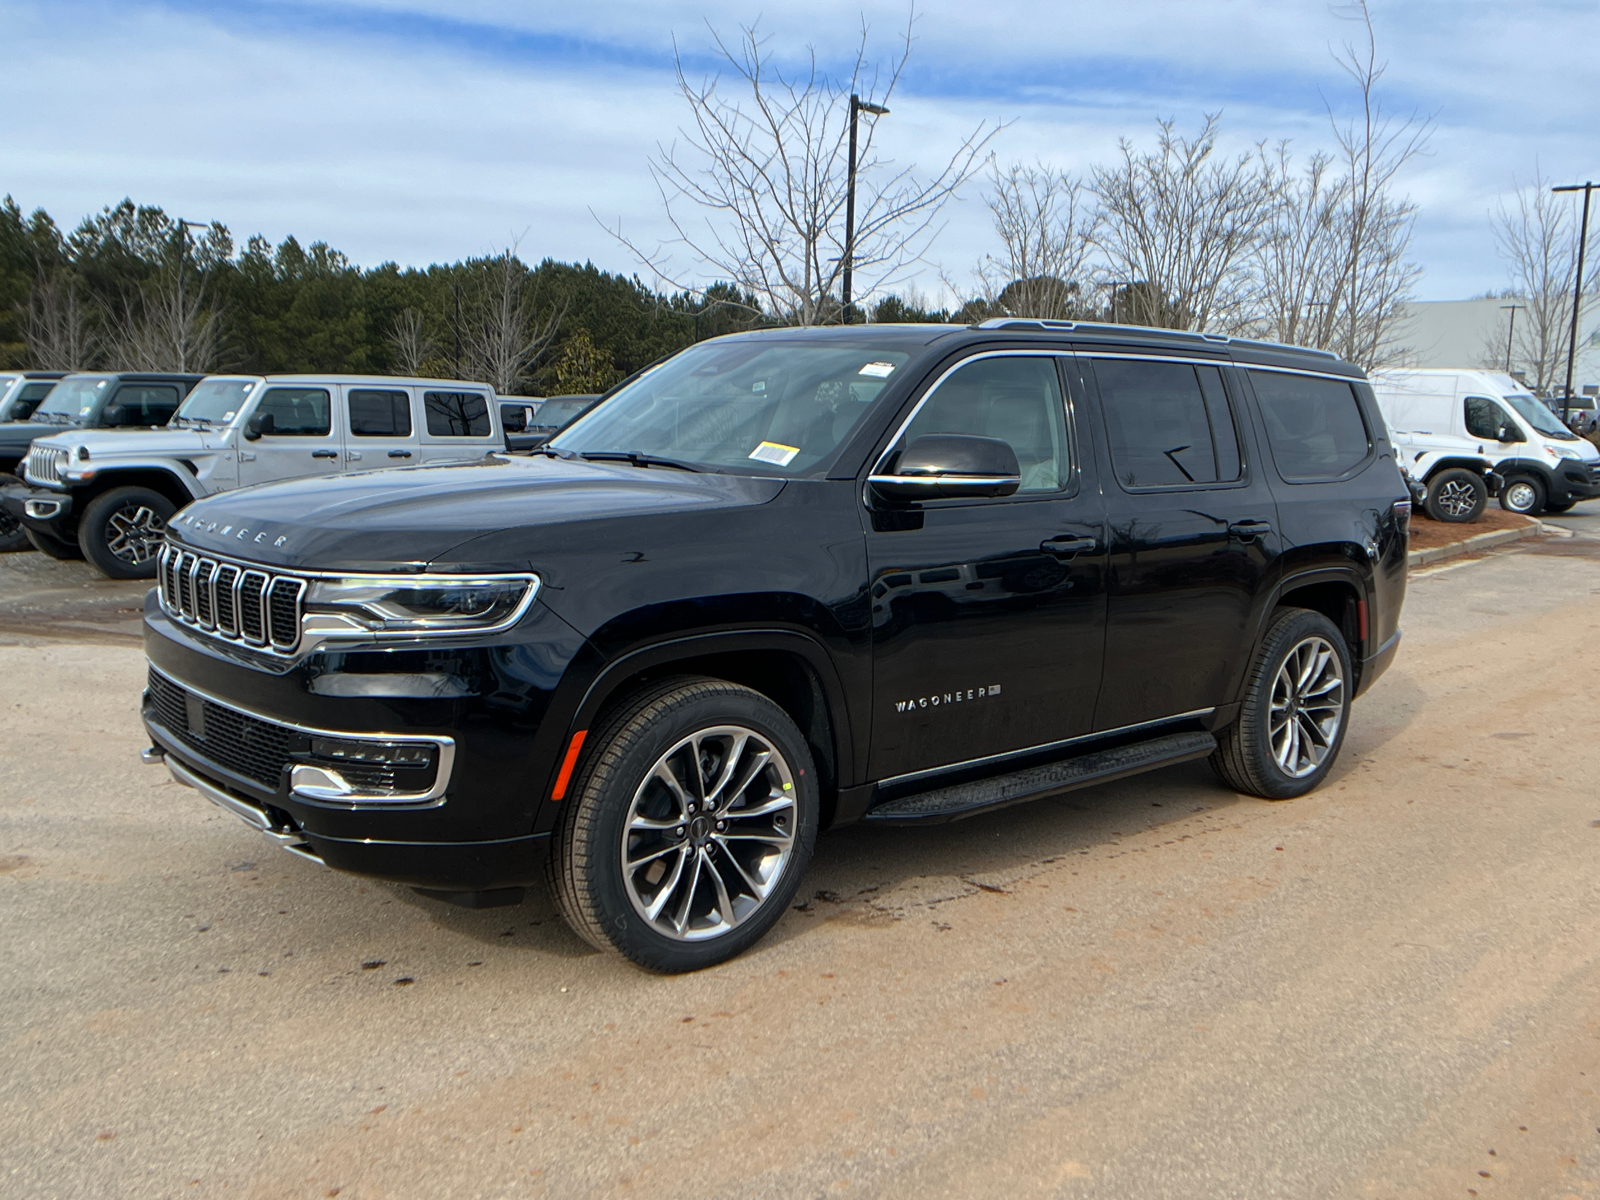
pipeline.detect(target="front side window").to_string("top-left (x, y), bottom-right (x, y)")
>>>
top-left (550, 340), bottom-right (912, 475)
top-left (253, 387), bottom-right (331, 436)
top-left (424, 391), bottom-right (492, 437)
top-left (1464, 395), bottom-right (1516, 441)
top-left (1249, 370), bottom-right (1371, 482)
top-left (349, 389), bottom-right (412, 437)
top-left (1095, 359), bottom-right (1241, 488)
top-left (892, 355), bottom-right (1070, 493)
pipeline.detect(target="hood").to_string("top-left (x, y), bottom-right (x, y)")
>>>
top-left (0, 419), bottom-right (76, 450)
top-left (29, 426), bottom-right (216, 457)
top-left (165, 454), bottom-right (787, 572)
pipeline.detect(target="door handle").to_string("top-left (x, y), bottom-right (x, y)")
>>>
top-left (238, 451), bottom-right (256, 462)
top-left (388, 450), bottom-right (412, 459)
top-left (346, 450), bottom-right (362, 461)
top-left (1040, 535), bottom-right (1098, 557)
top-left (1228, 519), bottom-right (1273, 541)
top-left (312, 449), bottom-right (338, 459)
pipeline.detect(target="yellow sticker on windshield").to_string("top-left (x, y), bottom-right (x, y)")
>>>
top-left (749, 441), bottom-right (800, 466)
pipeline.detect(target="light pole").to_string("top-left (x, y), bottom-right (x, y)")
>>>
top-left (1499, 303), bottom-right (1526, 374)
top-left (1553, 181), bottom-right (1595, 425)
top-left (174, 218), bottom-right (208, 372)
top-left (842, 94), bottom-right (889, 324)
top-left (1107, 281), bottom-right (1133, 325)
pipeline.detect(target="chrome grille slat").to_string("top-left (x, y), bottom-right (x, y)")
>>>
top-left (25, 444), bottom-right (67, 486)
top-left (156, 541), bottom-right (305, 655)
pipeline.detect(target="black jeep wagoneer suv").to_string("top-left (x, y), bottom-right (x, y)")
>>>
top-left (143, 321), bottom-right (1408, 971)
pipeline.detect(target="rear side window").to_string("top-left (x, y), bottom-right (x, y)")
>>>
top-left (1249, 370), bottom-right (1371, 481)
top-left (349, 389), bottom-right (412, 437)
top-left (113, 385), bottom-right (180, 426)
top-left (1094, 359), bottom-right (1242, 488)
top-left (254, 387), bottom-right (331, 436)
top-left (424, 391), bottom-right (492, 437)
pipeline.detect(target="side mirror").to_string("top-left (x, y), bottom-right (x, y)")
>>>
top-left (244, 413), bottom-right (273, 440)
top-left (1497, 424), bottom-right (1523, 443)
top-left (869, 434), bottom-right (1022, 501)
top-left (101, 403), bottom-right (126, 427)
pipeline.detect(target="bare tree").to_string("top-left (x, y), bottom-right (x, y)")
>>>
top-left (1091, 114), bottom-right (1278, 332)
top-left (23, 269), bottom-right (101, 370)
top-left (461, 249), bottom-right (566, 394)
top-left (1247, 146), bottom-right (1349, 346)
top-left (387, 307), bottom-right (436, 376)
top-left (1485, 170), bottom-right (1580, 393)
top-left (109, 260), bottom-right (224, 373)
top-left (1323, 0), bottom-right (1428, 367)
top-left (612, 14), bottom-right (999, 325)
top-left (969, 162), bottom-right (1099, 320)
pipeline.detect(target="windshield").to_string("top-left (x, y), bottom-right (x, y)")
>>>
top-left (533, 398), bottom-right (595, 428)
top-left (549, 340), bottom-right (912, 475)
top-left (1505, 393), bottom-right (1578, 439)
top-left (32, 375), bottom-right (113, 424)
top-left (176, 378), bottom-right (258, 426)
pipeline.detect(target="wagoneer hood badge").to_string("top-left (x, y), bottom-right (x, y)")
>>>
top-left (174, 510), bottom-right (290, 550)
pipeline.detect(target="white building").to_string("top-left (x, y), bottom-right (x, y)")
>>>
top-left (1384, 297), bottom-right (1600, 396)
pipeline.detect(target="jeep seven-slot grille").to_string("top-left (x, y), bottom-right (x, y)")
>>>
top-left (25, 444), bottom-right (66, 486)
top-left (157, 543), bottom-right (306, 653)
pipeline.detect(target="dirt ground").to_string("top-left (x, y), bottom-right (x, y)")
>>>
top-left (5, 525), bottom-right (1600, 1198)
top-left (1405, 506), bottom-right (1535, 554)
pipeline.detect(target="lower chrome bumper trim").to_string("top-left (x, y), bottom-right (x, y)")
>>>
top-left (164, 755), bottom-right (327, 867)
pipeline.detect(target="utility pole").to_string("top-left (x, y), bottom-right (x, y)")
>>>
top-left (1553, 181), bottom-right (1595, 425)
top-left (175, 218), bottom-right (208, 373)
top-left (1499, 303), bottom-right (1525, 374)
top-left (452, 279), bottom-right (462, 377)
top-left (842, 94), bottom-right (889, 324)
top-left (1107, 281), bottom-right (1132, 325)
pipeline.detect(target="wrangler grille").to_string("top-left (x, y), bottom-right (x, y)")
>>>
top-left (157, 544), bottom-right (306, 653)
top-left (25, 444), bottom-right (67, 486)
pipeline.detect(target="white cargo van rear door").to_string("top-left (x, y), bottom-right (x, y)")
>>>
top-left (418, 387), bottom-right (497, 465)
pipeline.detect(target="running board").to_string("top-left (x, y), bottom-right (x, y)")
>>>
top-left (861, 731), bottom-right (1217, 825)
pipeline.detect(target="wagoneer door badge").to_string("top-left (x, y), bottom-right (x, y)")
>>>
top-left (894, 684), bottom-right (1001, 714)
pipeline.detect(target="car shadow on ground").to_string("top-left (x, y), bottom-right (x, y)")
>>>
top-left (395, 758), bottom-right (1255, 964)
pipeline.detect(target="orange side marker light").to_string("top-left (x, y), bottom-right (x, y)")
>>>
top-left (551, 730), bottom-right (588, 801)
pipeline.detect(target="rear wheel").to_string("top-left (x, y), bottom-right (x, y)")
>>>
top-left (1422, 468), bottom-right (1486, 523)
top-left (78, 486), bottom-right (175, 579)
top-left (1498, 474), bottom-right (1546, 516)
top-left (25, 526), bottom-right (83, 560)
top-left (547, 678), bottom-right (818, 973)
top-left (1212, 607), bottom-right (1352, 800)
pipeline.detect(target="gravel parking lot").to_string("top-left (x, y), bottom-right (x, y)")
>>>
top-left (5, 520), bottom-right (1600, 1198)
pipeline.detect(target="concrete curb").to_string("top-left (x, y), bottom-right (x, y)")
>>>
top-left (1408, 519), bottom-right (1546, 569)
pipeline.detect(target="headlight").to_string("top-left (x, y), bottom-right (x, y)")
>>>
top-left (1548, 444), bottom-right (1583, 460)
top-left (302, 574), bottom-right (538, 638)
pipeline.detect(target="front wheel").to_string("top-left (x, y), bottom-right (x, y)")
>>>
top-left (1423, 468), bottom-right (1487, 523)
top-left (1498, 474), bottom-right (1546, 516)
top-left (78, 486), bottom-right (176, 579)
top-left (1212, 607), bottom-right (1352, 800)
top-left (547, 678), bottom-right (819, 973)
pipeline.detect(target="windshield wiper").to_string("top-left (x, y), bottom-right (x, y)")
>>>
top-left (29, 413), bottom-right (72, 426)
top-left (171, 415), bottom-right (214, 429)
top-left (578, 451), bottom-right (702, 472)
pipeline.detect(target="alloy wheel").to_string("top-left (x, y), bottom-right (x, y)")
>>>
top-left (620, 724), bottom-right (797, 942)
top-left (105, 503), bottom-right (167, 564)
top-left (1269, 635), bottom-right (1345, 779)
top-left (1435, 478), bottom-right (1478, 518)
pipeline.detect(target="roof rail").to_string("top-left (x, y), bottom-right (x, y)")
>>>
top-left (968, 317), bottom-right (1340, 359)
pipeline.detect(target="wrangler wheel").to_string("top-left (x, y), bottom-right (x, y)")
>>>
top-left (1423, 468), bottom-right (1486, 523)
top-left (79, 486), bottom-right (176, 579)
top-left (547, 678), bottom-right (818, 972)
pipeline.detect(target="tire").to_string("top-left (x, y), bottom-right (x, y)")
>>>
top-left (1422, 468), bottom-right (1487, 523)
top-left (1211, 607), bottom-right (1353, 801)
top-left (25, 526), bottom-right (84, 560)
top-left (0, 473), bottom-right (26, 552)
top-left (78, 486), bottom-right (176, 579)
top-left (1498, 473), bottom-right (1546, 516)
top-left (547, 677), bottom-right (819, 973)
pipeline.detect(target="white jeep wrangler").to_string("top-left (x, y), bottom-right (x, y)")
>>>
top-left (1387, 427), bottom-right (1501, 523)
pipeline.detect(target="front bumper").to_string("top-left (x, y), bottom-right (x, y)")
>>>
top-left (0, 482), bottom-right (74, 538)
top-left (1550, 461), bottom-right (1600, 505)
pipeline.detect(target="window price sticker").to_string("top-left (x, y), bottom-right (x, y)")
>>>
top-left (748, 441), bottom-right (800, 466)
top-left (858, 362), bottom-right (896, 378)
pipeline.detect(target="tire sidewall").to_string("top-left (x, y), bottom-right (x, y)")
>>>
top-left (80, 487), bottom-right (176, 579)
top-left (567, 684), bottom-right (819, 972)
top-left (1498, 474), bottom-right (1545, 516)
top-left (1241, 609), bottom-right (1353, 799)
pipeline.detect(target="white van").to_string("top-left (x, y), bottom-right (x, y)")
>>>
top-left (1369, 368), bottom-right (1600, 515)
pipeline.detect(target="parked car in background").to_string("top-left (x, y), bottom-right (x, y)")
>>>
top-left (499, 396), bottom-right (544, 452)
top-left (1386, 428), bottom-right (1500, 522)
top-left (140, 320), bottom-right (1408, 972)
top-left (2, 374), bottom-right (504, 579)
top-left (0, 372), bottom-right (201, 556)
top-left (1369, 368), bottom-right (1600, 515)
top-left (1545, 394), bottom-right (1600, 434)
top-left (510, 393), bottom-right (601, 450)
top-left (0, 372), bottom-right (66, 423)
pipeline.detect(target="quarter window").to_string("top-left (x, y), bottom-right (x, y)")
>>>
top-left (253, 387), bottom-right (332, 437)
top-left (1095, 359), bottom-right (1242, 488)
top-left (1249, 370), bottom-right (1371, 482)
top-left (349, 389), bottom-right (412, 437)
top-left (424, 391), bottom-right (492, 437)
top-left (894, 356), bottom-right (1070, 494)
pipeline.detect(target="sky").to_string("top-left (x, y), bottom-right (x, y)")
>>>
top-left (0, 0), bottom-right (1595, 304)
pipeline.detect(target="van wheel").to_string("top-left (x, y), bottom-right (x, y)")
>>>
top-left (1211, 608), bottom-right (1352, 800)
top-left (1499, 474), bottom-right (1546, 516)
top-left (79, 487), bottom-right (176, 579)
top-left (1423, 468), bottom-right (1486, 522)
top-left (25, 527), bottom-right (83, 560)
top-left (547, 678), bottom-right (818, 973)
